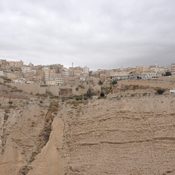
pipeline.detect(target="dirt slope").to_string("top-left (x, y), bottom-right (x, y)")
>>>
top-left (0, 95), bottom-right (175, 175)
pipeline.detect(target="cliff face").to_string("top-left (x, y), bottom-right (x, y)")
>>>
top-left (0, 96), bottom-right (175, 175)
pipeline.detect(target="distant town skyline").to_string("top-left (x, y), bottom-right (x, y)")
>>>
top-left (0, 0), bottom-right (175, 70)
top-left (0, 58), bottom-right (173, 71)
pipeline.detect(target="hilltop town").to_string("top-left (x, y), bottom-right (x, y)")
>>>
top-left (0, 59), bottom-right (175, 86)
top-left (0, 59), bottom-right (175, 175)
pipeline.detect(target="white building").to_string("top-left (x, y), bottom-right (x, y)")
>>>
top-left (83, 66), bottom-right (89, 74)
top-left (110, 72), bottom-right (130, 80)
top-left (62, 68), bottom-right (69, 77)
top-left (0, 71), bottom-right (4, 76)
top-left (170, 88), bottom-right (175, 94)
top-left (55, 77), bottom-right (64, 85)
top-left (141, 72), bottom-right (158, 79)
top-left (21, 66), bottom-right (31, 73)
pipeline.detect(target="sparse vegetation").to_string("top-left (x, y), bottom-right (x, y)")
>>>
top-left (111, 80), bottom-right (117, 85)
top-left (78, 85), bottom-right (85, 89)
top-left (87, 88), bottom-right (92, 98)
top-left (5, 109), bottom-right (10, 113)
top-left (164, 72), bottom-right (172, 76)
top-left (156, 89), bottom-right (165, 95)
top-left (75, 96), bottom-right (83, 101)
top-left (19, 165), bottom-right (32, 175)
top-left (98, 80), bottom-right (103, 85)
top-left (39, 102), bottom-right (59, 146)
top-left (102, 86), bottom-right (112, 95)
top-left (8, 101), bottom-right (13, 105)
top-left (4, 114), bottom-right (9, 121)
top-left (10, 86), bottom-right (22, 92)
top-left (131, 93), bottom-right (136, 97)
top-left (84, 97), bottom-right (88, 100)
top-left (143, 93), bottom-right (147, 96)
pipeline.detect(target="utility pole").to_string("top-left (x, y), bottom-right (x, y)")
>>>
top-left (72, 62), bottom-right (74, 77)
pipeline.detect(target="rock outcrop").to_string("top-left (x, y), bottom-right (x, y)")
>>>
top-left (0, 95), bottom-right (175, 175)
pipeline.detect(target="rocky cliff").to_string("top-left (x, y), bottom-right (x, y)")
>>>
top-left (0, 95), bottom-right (175, 175)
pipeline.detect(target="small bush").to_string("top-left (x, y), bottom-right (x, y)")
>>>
top-left (164, 72), bottom-right (171, 76)
top-left (98, 81), bottom-right (103, 85)
top-left (4, 114), bottom-right (9, 121)
top-left (156, 89), bottom-right (165, 95)
top-left (5, 109), bottom-right (10, 113)
top-left (78, 85), bottom-right (85, 89)
top-left (8, 101), bottom-right (13, 105)
top-left (143, 93), bottom-right (147, 96)
top-left (84, 97), bottom-right (88, 100)
top-left (75, 97), bottom-right (82, 101)
top-left (131, 94), bottom-right (135, 97)
top-left (111, 80), bottom-right (117, 85)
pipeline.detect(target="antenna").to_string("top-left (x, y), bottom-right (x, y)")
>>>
top-left (156, 62), bottom-right (158, 74)
top-left (72, 62), bottom-right (74, 77)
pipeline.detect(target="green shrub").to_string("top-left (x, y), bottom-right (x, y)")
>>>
top-left (87, 88), bottom-right (92, 98)
top-left (131, 94), bottom-right (135, 97)
top-left (143, 93), bottom-right (147, 96)
top-left (98, 81), bottom-right (103, 85)
top-left (8, 101), bottom-right (13, 105)
top-left (156, 89), bottom-right (165, 95)
top-left (75, 97), bottom-right (82, 101)
top-left (111, 80), bottom-right (117, 84)
top-left (164, 72), bottom-right (171, 76)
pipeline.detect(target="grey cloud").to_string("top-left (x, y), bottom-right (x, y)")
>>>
top-left (0, 0), bottom-right (175, 69)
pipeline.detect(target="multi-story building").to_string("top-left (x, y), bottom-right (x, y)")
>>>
top-left (55, 77), bottom-right (64, 85)
top-left (135, 66), bottom-right (149, 73)
top-left (9, 61), bottom-right (23, 68)
top-left (6, 73), bottom-right (17, 80)
top-left (83, 66), bottom-right (89, 74)
top-left (49, 69), bottom-right (56, 78)
top-left (171, 63), bottom-right (175, 75)
top-left (0, 59), bottom-right (7, 66)
top-left (141, 71), bottom-right (158, 79)
top-left (45, 78), bottom-right (56, 86)
top-left (42, 67), bottom-right (50, 81)
top-left (110, 72), bottom-right (130, 80)
top-left (62, 68), bottom-right (69, 77)
top-left (21, 66), bottom-right (31, 73)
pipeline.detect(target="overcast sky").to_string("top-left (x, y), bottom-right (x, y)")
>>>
top-left (0, 0), bottom-right (175, 70)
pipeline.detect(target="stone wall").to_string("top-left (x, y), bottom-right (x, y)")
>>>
top-left (9, 83), bottom-right (102, 97)
top-left (118, 80), bottom-right (175, 89)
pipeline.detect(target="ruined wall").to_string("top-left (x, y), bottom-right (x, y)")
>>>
top-left (9, 83), bottom-right (46, 94)
top-left (9, 83), bottom-right (101, 97)
top-left (118, 80), bottom-right (175, 89)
